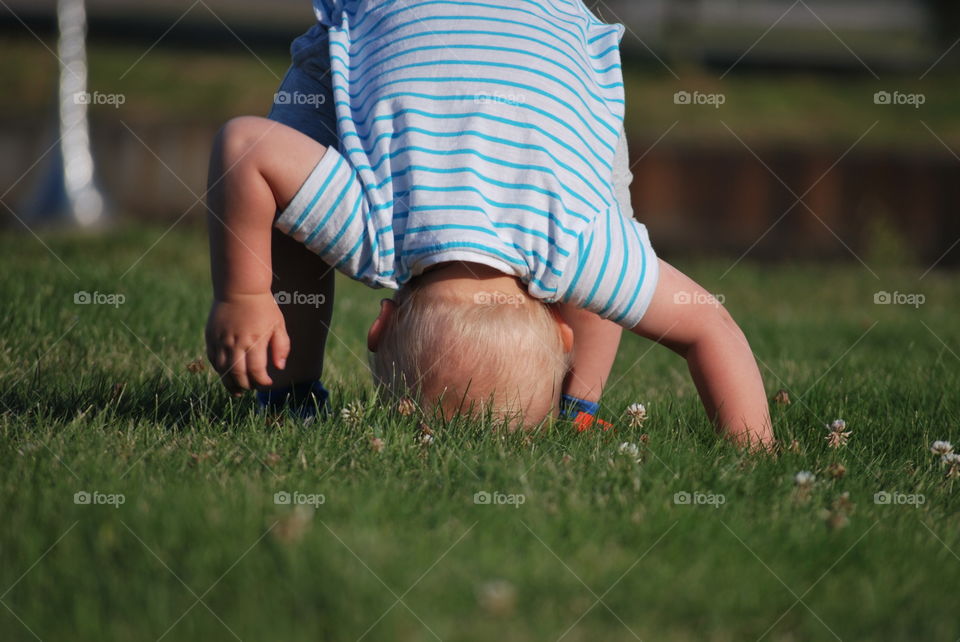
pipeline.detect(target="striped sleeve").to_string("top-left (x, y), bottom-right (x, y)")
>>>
top-left (559, 204), bottom-right (660, 329)
top-left (273, 147), bottom-right (383, 286)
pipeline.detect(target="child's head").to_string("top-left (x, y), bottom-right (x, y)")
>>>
top-left (367, 263), bottom-right (573, 427)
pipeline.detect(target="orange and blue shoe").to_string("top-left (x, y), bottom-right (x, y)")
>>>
top-left (560, 395), bottom-right (614, 432)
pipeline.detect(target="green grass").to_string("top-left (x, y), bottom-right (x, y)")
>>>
top-left (1, 224), bottom-right (959, 641)
top-left (3, 35), bottom-right (960, 152)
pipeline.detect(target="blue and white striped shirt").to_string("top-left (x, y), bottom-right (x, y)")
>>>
top-left (275, 0), bottom-right (660, 327)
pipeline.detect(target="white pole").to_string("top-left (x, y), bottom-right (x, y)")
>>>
top-left (25, 0), bottom-right (106, 226)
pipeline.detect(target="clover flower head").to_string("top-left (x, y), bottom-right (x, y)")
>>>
top-left (477, 579), bottom-right (517, 616)
top-left (340, 401), bottom-right (365, 426)
top-left (417, 422), bottom-right (435, 446)
top-left (396, 397), bottom-right (417, 416)
top-left (618, 442), bottom-right (640, 459)
top-left (930, 440), bottom-right (953, 456)
top-left (825, 419), bottom-right (852, 448)
top-left (826, 430), bottom-right (850, 448)
top-left (946, 463), bottom-right (960, 480)
top-left (625, 403), bottom-right (647, 427)
top-left (825, 462), bottom-right (847, 479)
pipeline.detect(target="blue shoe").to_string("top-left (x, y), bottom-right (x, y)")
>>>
top-left (560, 394), bottom-right (614, 432)
top-left (559, 394), bottom-right (600, 420)
top-left (256, 380), bottom-right (330, 421)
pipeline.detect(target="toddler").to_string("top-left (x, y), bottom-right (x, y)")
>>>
top-left (204, 0), bottom-right (773, 445)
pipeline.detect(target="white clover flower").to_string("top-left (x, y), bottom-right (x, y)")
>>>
top-left (945, 456), bottom-right (960, 480)
top-left (826, 430), bottom-right (851, 448)
top-left (825, 419), bottom-right (852, 449)
top-left (396, 397), bottom-right (417, 416)
top-left (828, 419), bottom-right (847, 432)
top-left (618, 442), bottom-right (640, 459)
top-left (941, 452), bottom-right (960, 465)
top-left (625, 403), bottom-right (647, 427)
top-left (794, 471), bottom-right (816, 487)
top-left (477, 579), bottom-right (517, 616)
top-left (417, 422), bottom-right (434, 446)
top-left (930, 440), bottom-right (953, 456)
top-left (340, 401), bottom-right (365, 426)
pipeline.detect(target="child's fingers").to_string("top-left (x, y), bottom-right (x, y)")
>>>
top-left (219, 364), bottom-right (243, 396)
top-left (212, 347), bottom-right (237, 390)
top-left (206, 342), bottom-right (219, 372)
top-left (270, 327), bottom-right (291, 370)
top-left (223, 379), bottom-right (244, 397)
top-left (211, 346), bottom-right (239, 391)
top-left (226, 349), bottom-right (251, 394)
top-left (208, 344), bottom-right (226, 374)
top-left (245, 342), bottom-right (274, 388)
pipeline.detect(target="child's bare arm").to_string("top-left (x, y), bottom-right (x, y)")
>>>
top-left (631, 259), bottom-right (774, 447)
top-left (555, 304), bottom-right (622, 403)
top-left (205, 117), bottom-right (327, 395)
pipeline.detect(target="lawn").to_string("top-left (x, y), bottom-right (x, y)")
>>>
top-left (1, 224), bottom-right (959, 641)
top-left (3, 35), bottom-right (960, 151)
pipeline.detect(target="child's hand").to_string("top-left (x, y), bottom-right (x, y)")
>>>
top-left (205, 293), bottom-right (291, 396)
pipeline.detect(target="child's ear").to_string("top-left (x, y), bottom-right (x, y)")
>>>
top-left (367, 299), bottom-right (398, 352)
top-left (556, 315), bottom-right (574, 354)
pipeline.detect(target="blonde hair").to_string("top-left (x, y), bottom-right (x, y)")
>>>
top-left (370, 286), bottom-right (570, 427)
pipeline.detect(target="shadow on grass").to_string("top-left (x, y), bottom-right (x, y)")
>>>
top-left (0, 369), bottom-right (244, 430)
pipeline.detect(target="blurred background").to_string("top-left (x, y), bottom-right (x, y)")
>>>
top-left (1, 0), bottom-right (958, 266)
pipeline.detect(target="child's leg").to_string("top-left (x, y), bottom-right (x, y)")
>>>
top-left (262, 36), bottom-right (340, 395)
top-left (556, 303), bottom-right (621, 431)
top-left (556, 127), bottom-right (634, 421)
top-left (557, 303), bottom-right (623, 402)
top-left (268, 230), bottom-right (335, 387)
